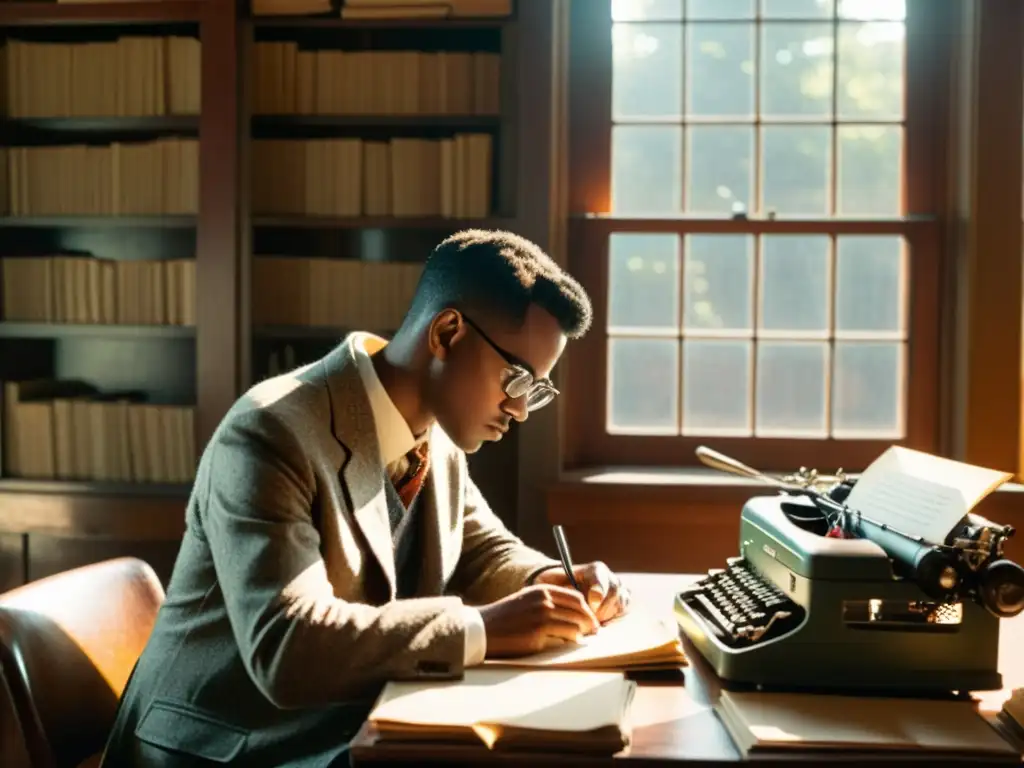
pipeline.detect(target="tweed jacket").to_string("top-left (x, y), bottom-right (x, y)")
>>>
top-left (99, 335), bottom-right (559, 767)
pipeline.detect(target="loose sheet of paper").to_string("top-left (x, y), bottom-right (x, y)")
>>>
top-left (844, 446), bottom-right (1011, 544)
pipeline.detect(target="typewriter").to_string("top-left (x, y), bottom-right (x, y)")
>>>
top-left (674, 447), bottom-right (1024, 694)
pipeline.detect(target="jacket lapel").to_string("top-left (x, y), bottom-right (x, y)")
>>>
top-left (320, 337), bottom-right (396, 599)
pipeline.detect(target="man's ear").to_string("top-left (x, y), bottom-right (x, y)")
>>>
top-left (427, 309), bottom-right (466, 360)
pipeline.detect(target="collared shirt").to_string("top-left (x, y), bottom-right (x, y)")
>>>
top-left (351, 332), bottom-right (487, 666)
top-left (352, 332), bottom-right (420, 476)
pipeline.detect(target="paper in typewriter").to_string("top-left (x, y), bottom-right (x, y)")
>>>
top-left (844, 446), bottom-right (1012, 545)
top-left (367, 668), bottom-right (636, 753)
top-left (716, 690), bottom-right (1019, 759)
top-left (484, 609), bottom-right (687, 671)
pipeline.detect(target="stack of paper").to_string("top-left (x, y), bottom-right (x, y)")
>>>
top-left (368, 669), bottom-right (636, 754)
top-left (716, 690), bottom-right (1019, 761)
top-left (339, 0), bottom-right (511, 19)
top-left (486, 609), bottom-right (688, 672)
top-left (252, 0), bottom-right (332, 16)
top-left (1002, 688), bottom-right (1024, 737)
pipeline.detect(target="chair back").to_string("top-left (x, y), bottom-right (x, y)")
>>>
top-left (0, 558), bottom-right (165, 768)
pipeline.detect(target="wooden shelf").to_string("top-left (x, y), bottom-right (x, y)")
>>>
top-left (0, 0), bottom-right (203, 25)
top-left (252, 215), bottom-right (511, 230)
top-left (0, 478), bottom-right (189, 497)
top-left (254, 325), bottom-right (393, 339)
top-left (0, 115), bottom-right (200, 137)
top-left (250, 14), bottom-right (509, 29)
top-left (0, 322), bottom-right (196, 340)
top-left (0, 215), bottom-right (197, 228)
top-left (0, 479), bottom-right (189, 540)
top-left (252, 114), bottom-right (499, 130)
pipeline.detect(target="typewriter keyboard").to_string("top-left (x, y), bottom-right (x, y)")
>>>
top-left (678, 559), bottom-right (805, 647)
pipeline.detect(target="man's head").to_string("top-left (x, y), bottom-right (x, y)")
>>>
top-left (398, 229), bottom-right (592, 453)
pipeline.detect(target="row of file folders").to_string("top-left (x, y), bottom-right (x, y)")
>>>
top-left (252, 45), bottom-right (500, 116)
top-left (2, 36), bottom-right (201, 117)
top-left (2, 380), bottom-right (196, 484)
top-left (0, 135), bottom-right (492, 218)
top-left (252, 258), bottom-right (423, 331)
top-left (1, 256), bottom-right (197, 326)
top-left (253, 134), bottom-right (493, 218)
top-left (0, 140), bottom-right (199, 216)
top-left (2, 38), bottom-right (499, 118)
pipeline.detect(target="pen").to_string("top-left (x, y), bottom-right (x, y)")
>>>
top-left (552, 524), bottom-right (582, 593)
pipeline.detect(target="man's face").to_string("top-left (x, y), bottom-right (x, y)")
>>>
top-left (426, 304), bottom-right (567, 453)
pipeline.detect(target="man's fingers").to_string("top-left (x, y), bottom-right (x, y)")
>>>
top-left (541, 606), bottom-right (600, 636)
top-left (541, 585), bottom-right (600, 628)
top-left (538, 615), bottom-right (595, 643)
top-left (595, 581), bottom-right (622, 621)
top-left (587, 584), bottom-right (606, 611)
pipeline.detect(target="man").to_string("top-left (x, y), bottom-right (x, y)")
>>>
top-left (100, 230), bottom-right (629, 766)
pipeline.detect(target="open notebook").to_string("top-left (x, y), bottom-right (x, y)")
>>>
top-left (716, 690), bottom-right (1019, 761)
top-left (485, 609), bottom-right (687, 671)
top-left (368, 668), bottom-right (637, 754)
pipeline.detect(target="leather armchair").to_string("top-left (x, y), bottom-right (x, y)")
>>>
top-left (0, 558), bottom-right (165, 768)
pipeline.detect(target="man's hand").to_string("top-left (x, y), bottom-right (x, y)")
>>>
top-left (534, 561), bottom-right (630, 623)
top-left (477, 584), bottom-right (600, 658)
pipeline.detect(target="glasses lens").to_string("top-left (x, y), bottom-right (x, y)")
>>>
top-left (527, 388), bottom-right (556, 411)
top-left (504, 369), bottom-right (533, 399)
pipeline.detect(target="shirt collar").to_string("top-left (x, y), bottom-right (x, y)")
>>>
top-left (351, 332), bottom-right (419, 467)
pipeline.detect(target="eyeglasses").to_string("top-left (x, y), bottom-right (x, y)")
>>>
top-left (460, 314), bottom-right (560, 411)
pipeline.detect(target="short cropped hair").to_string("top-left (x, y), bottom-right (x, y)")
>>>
top-left (407, 229), bottom-right (593, 338)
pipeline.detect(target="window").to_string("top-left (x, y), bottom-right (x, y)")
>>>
top-left (566, 0), bottom-right (945, 471)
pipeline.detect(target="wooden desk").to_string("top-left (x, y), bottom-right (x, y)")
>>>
top-left (351, 572), bottom-right (1024, 766)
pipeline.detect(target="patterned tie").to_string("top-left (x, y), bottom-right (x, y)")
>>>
top-left (388, 440), bottom-right (430, 510)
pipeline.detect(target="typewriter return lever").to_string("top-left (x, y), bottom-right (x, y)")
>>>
top-left (696, 446), bottom-right (812, 494)
top-left (697, 447), bottom-right (790, 489)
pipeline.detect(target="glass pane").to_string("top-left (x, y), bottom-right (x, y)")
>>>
top-left (688, 0), bottom-right (755, 19)
top-left (761, 0), bottom-right (834, 18)
top-left (609, 233), bottom-right (680, 330)
top-left (832, 342), bottom-right (904, 437)
top-left (760, 235), bottom-right (829, 333)
top-left (837, 22), bottom-right (905, 120)
top-left (838, 0), bottom-right (905, 20)
top-left (612, 0), bottom-right (684, 20)
top-left (837, 125), bottom-right (902, 215)
top-left (755, 341), bottom-right (829, 435)
top-left (682, 340), bottom-right (752, 434)
top-left (835, 235), bottom-right (905, 333)
top-left (686, 22), bottom-right (755, 118)
top-left (611, 125), bottom-right (683, 214)
top-left (608, 338), bottom-right (679, 432)
top-left (761, 125), bottom-right (831, 214)
top-left (760, 23), bottom-right (833, 118)
top-left (686, 126), bottom-right (754, 214)
top-left (684, 234), bottom-right (754, 331)
top-left (613, 24), bottom-right (684, 119)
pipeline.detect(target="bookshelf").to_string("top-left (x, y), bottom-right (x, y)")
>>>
top-left (0, 0), bottom-right (561, 590)
top-left (244, 2), bottom-right (515, 386)
top-left (0, 2), bottom-right (217, 589)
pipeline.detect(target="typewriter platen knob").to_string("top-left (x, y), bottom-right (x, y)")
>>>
top-left (978, 559), bottom-right (1024, 618)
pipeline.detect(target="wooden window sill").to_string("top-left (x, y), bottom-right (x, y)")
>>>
top-left (548, 466), bottom-right (1024, 526)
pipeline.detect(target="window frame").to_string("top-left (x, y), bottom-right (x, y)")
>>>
top-left (564, 0), bottom-right (951, 473)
